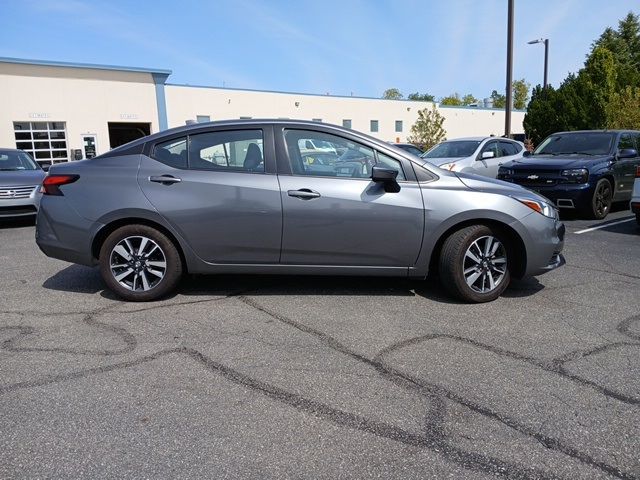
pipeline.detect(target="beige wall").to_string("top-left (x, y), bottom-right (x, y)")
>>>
top-left (0, 61), bottom-right (525, 162)
top-left (0, 63), bottom-right (160, 157)
top-left (166, 85), bottom-right (525, 142)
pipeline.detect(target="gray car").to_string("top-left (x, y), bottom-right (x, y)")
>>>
top-left (36, 120), bottom-right (565, 303)
top-left (0, 148), bottom-right (46, 218)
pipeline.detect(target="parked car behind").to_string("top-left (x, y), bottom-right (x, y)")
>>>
top-left (393, 143), bottom-right (424, 156)
top-left (0, 148), bottom-right (46, 218)
top-left (36, 120), bottom-right (564, 303)
top-left (497, 130), bottom-right (640, 219)
top-left (631, 165), bottom-right (640, 226)
top-left (421, 137), bottom-right (524, 178)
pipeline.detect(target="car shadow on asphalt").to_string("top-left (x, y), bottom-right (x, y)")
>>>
top-left (42, 265), bottom-right (545, 304)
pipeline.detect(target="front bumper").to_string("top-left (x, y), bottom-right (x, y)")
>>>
top-left (0, 187), bottom-right (41, 217)
top-left (499, 179), bottom-right (594, 210)
top-left (515, 212), bottom-right (565, 278)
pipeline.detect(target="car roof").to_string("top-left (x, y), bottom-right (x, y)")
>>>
top-left (550, 130), bottom-right (638, 135)
top-left (442, 137), bottom-right (490, 142)
top-left (0, 148), bottom-right (23, 153)
top-left (104, 118), bottom-right (408, 157)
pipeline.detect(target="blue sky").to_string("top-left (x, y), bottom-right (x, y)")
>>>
top-left (1, 0), bottom-right (637, 100)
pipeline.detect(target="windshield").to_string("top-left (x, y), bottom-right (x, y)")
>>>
top-left (534, 133), bottom-right (615, 156)
top-left (422, 141), bottom-right (481, 159)
top-left (0, 151), bottom-right (40, 171)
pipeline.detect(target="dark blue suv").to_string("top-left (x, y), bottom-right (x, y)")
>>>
top-left (497, 130), bottom-right (640, 219)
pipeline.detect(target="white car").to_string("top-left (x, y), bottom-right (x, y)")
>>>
top-left (631, 165), bottom-right (640, 226)
top-left (421, 136), bottom-right (525, 178)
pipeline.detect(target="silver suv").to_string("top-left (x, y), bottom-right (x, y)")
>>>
top-left (36, 120), bottom-right (564, 303)
top-left (422, 137), bottom-right (525, 178)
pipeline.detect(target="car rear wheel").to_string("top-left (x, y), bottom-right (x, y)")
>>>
top-left (588, 179), bottom-right (613, 220)
top-left (99, 224), bottom-right (183, 301)
top-left (439, 225), bottom-right (511, 303)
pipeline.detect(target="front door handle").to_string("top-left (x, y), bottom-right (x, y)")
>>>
top-left (287, 189), bottom-right (321, 200)
top-left (149, 175), bottom-right (182, 184)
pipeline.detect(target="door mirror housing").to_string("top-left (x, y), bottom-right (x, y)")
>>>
top-left (371, 166), bottom-right (400, 192)
top-left (480, 151), bottom-right (495, 160)
top-left (617, 148), bottom-right (638, 159)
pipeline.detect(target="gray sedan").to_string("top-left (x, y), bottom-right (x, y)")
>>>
top-left (35, 120), bottom-right (565, 303)
top-left (0, 149), bottom-right (45, 218)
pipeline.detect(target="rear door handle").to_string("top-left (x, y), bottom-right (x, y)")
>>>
top-left (287, 189), bottom-right (321, 199)
top-left (149, 175), bottom-right (182, 184)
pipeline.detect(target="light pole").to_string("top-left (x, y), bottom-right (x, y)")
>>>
top-left (528, 38), bottom-right (549, 88)
top-left (505, 0), bottom-right (514, 138)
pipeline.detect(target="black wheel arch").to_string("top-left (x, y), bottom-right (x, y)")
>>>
top-left (428, 219), bottom-right (527, 280)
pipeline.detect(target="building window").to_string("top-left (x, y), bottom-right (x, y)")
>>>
top-left (342, 119), bottom-right (352, 129)
top-left (13, 121), bottom-right (68, 164)
top-left (196, 115), bottom-right (210, 123)
top-left (370, 120), bottom-right (379, 132)
top-left (395, 120), bottom-right (403, 132)
top-left (312, 118), bottom-right (322, 122)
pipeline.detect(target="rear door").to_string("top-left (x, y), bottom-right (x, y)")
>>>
top-left (138, 126), bottom-right (282, 264)
top-left (275, 127), bottom-right (424, 268)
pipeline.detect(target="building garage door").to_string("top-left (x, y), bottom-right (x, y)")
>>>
top-left (108, 122), bottom-right (151, 149)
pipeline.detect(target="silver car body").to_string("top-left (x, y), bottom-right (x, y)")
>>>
top-left (422, 137), bottom-right (525, 178)
top-left (0, 149), bottom-right (45, 218)
top-left (36, 120), bottom-right (563, 280)
top-left (631, 170), bottom-right (640, 221)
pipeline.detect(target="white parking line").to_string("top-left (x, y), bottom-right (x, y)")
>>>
top-left (573, 217), bottom-right (636, 234)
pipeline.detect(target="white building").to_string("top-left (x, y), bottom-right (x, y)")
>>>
top-left (0, 57), bottom-right (525, 164)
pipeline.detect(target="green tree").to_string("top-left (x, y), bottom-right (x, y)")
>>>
top-left (407, 92), bottom-right (435, 102)
top-left (440, 93), bottom-right (463, 106)
top-left (606, 86), bottom-right (640, 129)
top-left (525, 11), bottom-right (640, 142)
top-left (382, 88), bottom-right (403, 100)
top-left (490, 90), bottom-right (506, 108)
top-left (461, 94), bottom-right (478, 105)
top-left (512, 79), bottom-right (531, 109)
top-left (407, 105), bottom-right (447, 151)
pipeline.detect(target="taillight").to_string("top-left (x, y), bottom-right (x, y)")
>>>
top-left (41, 174), bottom-right (79, 196)
top-left (636, 166), bottom-right (640, 178)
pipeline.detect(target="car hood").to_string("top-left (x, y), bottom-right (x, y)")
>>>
top-left (0, 169), bottom-right (46, 186)
top-left (453, 172), bottom-right (532, 195)
top-left (502, 154), bottom-right (612, 170)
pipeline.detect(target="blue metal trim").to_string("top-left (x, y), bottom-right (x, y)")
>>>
top-left (0, 56), bottom-right (172, 76)
top-left (152, 73), bottom-right (169, 131)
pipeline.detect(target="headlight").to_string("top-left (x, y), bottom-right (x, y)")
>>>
top-left (560, 168), bottom-right (589, 183)
top-left (498, 166), bottom-right (513, 176)
top-left (512, 196), bottom-right (557, 219)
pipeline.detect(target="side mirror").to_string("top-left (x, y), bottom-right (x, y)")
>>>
top-left (523, 150), bottom-right (532, 158)
top-left (618, 148), bottom-right (638, 159)
top-left (371, 166), bottom-right (400, 192)
top-left (480, 151), bottom-right (495, 160)
top-left (41, 164), bottom-right (50, 172)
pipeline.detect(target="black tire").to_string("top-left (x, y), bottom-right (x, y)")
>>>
top-left (99, 224), bottom-right (183, 301)
top-left (439, 225), bottom-right (511, 303)
top-left (636, 212), bottom-right (640, 226)
top-left (586, 178), bottom-right (613, 220)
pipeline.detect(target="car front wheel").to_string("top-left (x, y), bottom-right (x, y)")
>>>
top-left (588, 178), bottom-right (613, 220)
top-left (439, 225), bottom-right (511, 303)
top-left (99, 224), bottom-right (183, 301)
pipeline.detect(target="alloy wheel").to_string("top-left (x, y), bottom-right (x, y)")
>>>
top-left (594, 181), bottom-right (612, 218)
top-left (462, 235), bottom-right (507, 293)
top-left (109, 236), bottom-right (167, 292)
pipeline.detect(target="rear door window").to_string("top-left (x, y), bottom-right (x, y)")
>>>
top-left (188, 129), bottom-right (264, 172)
top-left (153, 137), bottom-right (188, 169)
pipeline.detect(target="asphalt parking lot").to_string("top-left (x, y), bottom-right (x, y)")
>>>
top-left (1, 208), bottom-right (638, 479)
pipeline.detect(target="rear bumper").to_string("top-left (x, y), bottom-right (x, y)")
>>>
top-left (35, 197), bottom-right (96, 266)
top-left (631, 201), bottom-right (640, 214)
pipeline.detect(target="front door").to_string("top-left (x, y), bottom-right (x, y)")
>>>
top-left (277, 128), bottom-right (424, 267)
top-left (138, 128), bottom-right (282, 264)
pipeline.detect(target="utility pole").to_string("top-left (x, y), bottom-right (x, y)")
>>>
top-left (505, 0), bottom-right (514, 138)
